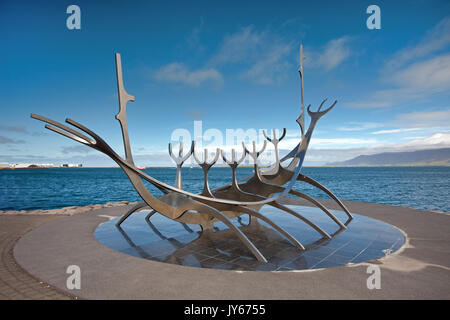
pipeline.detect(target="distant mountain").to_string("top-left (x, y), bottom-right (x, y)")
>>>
top-left (327, 148), bottom-right (450, 166)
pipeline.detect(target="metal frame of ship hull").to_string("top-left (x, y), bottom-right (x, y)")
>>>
top-left (31, 47), bottom-right (353, 263)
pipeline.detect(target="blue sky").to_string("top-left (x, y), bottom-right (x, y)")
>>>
top-left (1, 0), bottom-right (449, 166)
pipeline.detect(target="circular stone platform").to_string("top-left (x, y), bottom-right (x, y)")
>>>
top-left (95, 206), bottom-right (404, 271)
top-left (13, 199), bottom-right (450, 299)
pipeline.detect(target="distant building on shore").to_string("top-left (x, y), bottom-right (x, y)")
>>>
top-left (62, 163), bottom-right (83, 168)
top-left (12, 163), bottom-right (33, 168)
top-left (12, 163), bottom-right (56, 168)
top-left (0, 162), bottom-right (83, 169)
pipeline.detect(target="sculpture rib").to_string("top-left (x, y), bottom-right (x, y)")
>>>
top-left (116, 202), bottom-right (149, 227)
top-left (214, 145), bottom-right (330, 239)
top-left (288, 190), bottom-right (346, 229)
top-left (145, 209), bottom-right (156, 222)
top-left (240, 140), bottom-right (347, 230)
top-left (234, 206), bottom-right (305, 250)
top-left (180, 204), bottom-right (268, 263)
top-left (297, 174), bottom-right (353, 220)
top-left (117, 147), bottom-right (268, 262)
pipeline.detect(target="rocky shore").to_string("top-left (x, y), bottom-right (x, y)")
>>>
top-left (1, 199), bottom-right (447, 216)
top-left (0, 201), bottom-right (140, 216)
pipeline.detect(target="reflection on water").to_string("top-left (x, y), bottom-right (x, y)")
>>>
top-left (95, 205), bottom-right (405, 271)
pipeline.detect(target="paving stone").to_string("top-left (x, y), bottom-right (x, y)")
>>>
top-left (0, 215), bottom-right (74, 300)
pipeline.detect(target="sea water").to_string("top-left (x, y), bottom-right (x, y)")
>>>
top-left (0, 166), bottom-right (448, 212)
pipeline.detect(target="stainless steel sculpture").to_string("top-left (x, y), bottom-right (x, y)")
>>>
top-left (31, 45), bottom-right (353, 263)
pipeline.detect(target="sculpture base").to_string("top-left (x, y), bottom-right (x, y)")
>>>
top-left (14, 200), bottom-right (450, 299)
top-left (95, 205), bottom-right (404, 271)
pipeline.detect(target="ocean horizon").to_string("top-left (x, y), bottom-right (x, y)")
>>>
top-left (1, 166), bottom-right (449, 213)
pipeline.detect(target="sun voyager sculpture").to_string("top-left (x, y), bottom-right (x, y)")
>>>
top-left (32, 45), bottom-right (353, 263)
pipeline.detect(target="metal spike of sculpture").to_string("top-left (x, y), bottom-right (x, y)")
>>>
top-left (31, 45), bottom-right (353, 263)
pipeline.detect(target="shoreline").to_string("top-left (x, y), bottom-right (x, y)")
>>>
top-left (1, 199), bottom-right (448, 216)
top-left (0, 200), bottom-right (140, 216)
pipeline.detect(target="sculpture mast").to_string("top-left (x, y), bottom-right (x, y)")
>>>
top-left (297, 44), bottom-right (306, 139)
top-left (115, 53), bottom-right (136, 165)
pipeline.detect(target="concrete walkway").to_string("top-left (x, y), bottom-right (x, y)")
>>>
top-left (7, 200), bottom-right (450, 299)
top-left (0, 215), bottom-right (73, 299)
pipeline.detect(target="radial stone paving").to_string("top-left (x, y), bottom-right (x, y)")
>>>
top-left (95, 205), bottom-right (404, 271)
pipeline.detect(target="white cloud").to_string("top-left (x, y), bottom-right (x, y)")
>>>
top-left (336, 111), bottom-right (450, 137)
top-left (344, 101), bottom-right (392, 108)
top-left (240, 43), bottom-right (291, 84)
top-left (371, 128), bottom-right (422, 135)
top-left (156, 26), bottom-right (354, 86)
top-left (186, 18), bottom-right (204, 49)
top-left (209, 29), bottom-right (354, 83)
top-left (347, 53), bottom-right (450, 108)
top-left (301, 131), bottom-right (450, 164)
top-left (394, 109), bottom-right (450, 128)
top-left (0, 136), bottom-right (26, 144)
top-left (8, 130), bottom-right (449, 167)
top-left (347, 16), bottom-right (450, 109)
top-left (394, 131), bottom-right (450, 149)
top-left (384, 16), bottom-right (450, 71)
top-left (210, 26), bottom-right (264, 65)
top-left (310, 138), bottom-right (378, 147)
top-left (209, 26), bottom-right (294, 85)
top-left (388, 53), bottom-right (450, 94)
top-left (155, 26), bottom-right (295, 86)
top-left (337, 122), bottom-right (383, 131)
top-left (305, 36), bottom-right (353, 71)
top-left (61, 145), bottom-right (93, 154)
top-left (154, 63), bottom-right (223, 87)
top-left (279, 137), bottom-right (378, 151)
